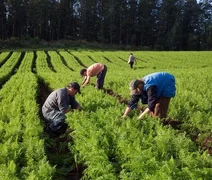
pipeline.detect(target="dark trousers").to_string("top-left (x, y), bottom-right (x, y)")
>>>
top-left (129, 62), bottom-right (134, 69)
top-left (45, 112), bottom-right (68, 137)
top-left (151, 97), bottom-right (171, 119)
top-left (96, 65), bottom-right (107, 89)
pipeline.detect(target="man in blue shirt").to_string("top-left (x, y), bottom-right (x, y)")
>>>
top-left (42, 82), bottom-right (82, 137)
top-left (121, 72), bottom-right (176, 120)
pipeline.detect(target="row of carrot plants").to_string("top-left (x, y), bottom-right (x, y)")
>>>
top-left (69, 89), bottom-right (212, 179)
top-left (0, 52), bottom-right (22, 85)
top-left (0, 51), bottom-right (54, 179)
top-left (36, 49), bottom-right (212, 179)
top-left (0, 49), bottom-right (212, 179)
top-left (81, 50), bottom-right (212, 139)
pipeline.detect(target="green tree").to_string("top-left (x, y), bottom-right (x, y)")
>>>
top-left (27, 0), bottom-right (42, 38)
top-left (137, 0), bottom-right (159, 48)
top-left (199, 0), bottom-right (212, 49)
top-left (6, 0), bottom-right (26, 37)
top-left (77, 0), bottom-right (100, 41)
top-left (0, 0), bottom-right (7, 39)
top-left (58, 0), bottom-right (76, 39)
top-left (181, 0), bottom-right (201, 50)
top-left (155, 0), bottom-right (180, 50)
top-left (167, 0), bottom-right (185, 50)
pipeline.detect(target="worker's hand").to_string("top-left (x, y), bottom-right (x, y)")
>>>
top-left (137, 116), bottom-right (142, 120)
top-left (77, 105), bottom-right (84, 111)
top-left (120, 114), bottom-right (127, 119)
top-left (137, 108), bottom-right (150, 120)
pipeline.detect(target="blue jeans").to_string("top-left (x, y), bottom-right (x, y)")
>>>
top-left (46, 111), bottom-right (68, 137)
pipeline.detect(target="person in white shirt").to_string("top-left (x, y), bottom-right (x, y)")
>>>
top-left (128, 53), bottom-right (136, 69)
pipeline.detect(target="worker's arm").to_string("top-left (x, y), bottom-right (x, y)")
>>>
top-left (137, 107), bottom-right (150, 120)
top-left (121, 107), bottom-right (131, 118)
top-left (81, 76), bottom-right (87, 85)
top-left (64, 106), bottom-right (82, 113)
top-left (121, 94), bottom-right (140, 119)
top-left (82, 76), bottom-right (91, 87)
top-left (138, 86), bottom-right (157, 120)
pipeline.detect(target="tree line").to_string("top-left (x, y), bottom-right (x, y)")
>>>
top-left (0, 0), bottom-right (212, 50)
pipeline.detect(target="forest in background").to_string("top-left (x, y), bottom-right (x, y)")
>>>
top-left (0, 0), bottom-right (212, 50)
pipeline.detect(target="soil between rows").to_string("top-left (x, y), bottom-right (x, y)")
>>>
top-left (103, 87), bottom-right (212, 155)
top-left (37, 80), bottom-right (212, 179)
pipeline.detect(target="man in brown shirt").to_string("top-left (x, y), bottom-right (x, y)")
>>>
top-left (80, 63), bottom-right (107, 89)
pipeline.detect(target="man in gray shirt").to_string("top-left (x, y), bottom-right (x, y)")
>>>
top-left (42, 82), bottom-right (82, 137)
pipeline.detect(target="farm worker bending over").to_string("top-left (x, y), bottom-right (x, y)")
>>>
top-left (42, 82), bottom-right (82, 137)
top-left (128, 53), bottom-right (136, 69)
top-left (121, 72), bottom-right (176, 120)
top-left (80, 63), bottom-right (107, 89)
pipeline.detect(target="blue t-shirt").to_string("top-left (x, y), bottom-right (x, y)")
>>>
top-left (128, 72), bottom-right (176, 111)
top-left (142, 72), bottom-right (176, 98)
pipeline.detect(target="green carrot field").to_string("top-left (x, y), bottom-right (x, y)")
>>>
top-left (0, 50), bottom-right (212, 180)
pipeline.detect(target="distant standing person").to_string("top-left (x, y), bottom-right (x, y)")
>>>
top-left (80, 63), bottom-right (107, 89)
top-left (42, 82), bottom-right (82, 137)
top-left (128, 53), bottom-right (136, 69)
top-left (121, 72), bottom-right (176, 120)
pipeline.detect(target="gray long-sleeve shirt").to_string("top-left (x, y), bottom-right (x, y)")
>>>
top-left (42, 88), bottom-right (79, 121)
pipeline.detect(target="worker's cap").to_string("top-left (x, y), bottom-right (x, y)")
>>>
top-left (69, 82), bottom-right (81, 94)
top-left (129, 79), bottom-right (142, 95)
